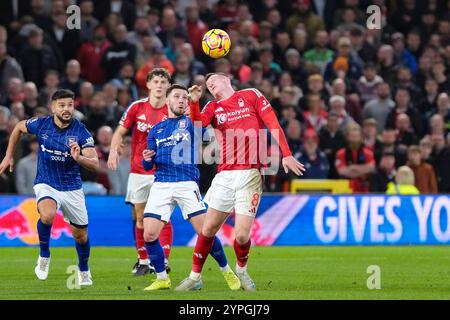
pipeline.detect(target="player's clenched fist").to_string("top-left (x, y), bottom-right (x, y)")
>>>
top-left (142, 149), bottom-right (155, 162)
top-left (70, 142), bottom-right (81, 161)
top-left (188, 85), bottom-right (202, 103)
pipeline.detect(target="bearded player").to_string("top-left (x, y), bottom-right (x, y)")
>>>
top-left (107, 68), bottom-right (174, 276)
top-left (175, 73), bottom-right (305, 291)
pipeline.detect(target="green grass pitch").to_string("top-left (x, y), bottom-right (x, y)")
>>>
top-left (1, 246), bottom-right (449, 300)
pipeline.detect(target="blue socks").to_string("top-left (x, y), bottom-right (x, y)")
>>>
top-left (76, 238), bottom-right (90, 272)
top-left (37, 219), bottom-right (51, 258)
top-left (210, 236), bottom-right (228, 268)
top-left (145, 239), bottom-right (165, 273)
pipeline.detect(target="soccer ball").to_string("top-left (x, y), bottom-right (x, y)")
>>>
top-left (201, 29), bottom-right (231, 59)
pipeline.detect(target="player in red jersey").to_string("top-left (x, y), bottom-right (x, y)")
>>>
top-left (107, 68), bottom-right (174, 276)
top-left (175, 73), bottom-right (306, 291)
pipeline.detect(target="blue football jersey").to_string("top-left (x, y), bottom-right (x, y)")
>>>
top-left (25, 116), bottom-right (95, 191)
top-left (142, 115), bottom-right (202, 183)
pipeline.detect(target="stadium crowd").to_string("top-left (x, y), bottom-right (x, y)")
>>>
top-left (0, 0), bottom-right (450, 195)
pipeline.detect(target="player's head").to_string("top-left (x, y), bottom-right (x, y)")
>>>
top-left (166, 84), bottom-right (188, 117)
top-left (146, 68), bottom-right (171, 99)
top-left (205, 72), bottom-right (232, 98)
top-left (51, 89), bottom-right (75, 124)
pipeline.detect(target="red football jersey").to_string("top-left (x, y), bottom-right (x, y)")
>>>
top-left (191, 88), bottom-right (291, 172)
top-left (119, 98), bottom-right (168, 174)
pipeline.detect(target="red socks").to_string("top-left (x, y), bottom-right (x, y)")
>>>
top-left (192, 233), bottom-right (215, 273)
top-left (159, 221), bottom-right (173, 260)
top-left (134, 226), bottom-right (148, 260)
top-left (234, 239), bottom-right (251, 267)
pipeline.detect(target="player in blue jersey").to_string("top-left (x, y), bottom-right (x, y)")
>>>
top-left (140, 84), bottom-right (240, 291)
top-left (0, 89), bottom-right (99, 286)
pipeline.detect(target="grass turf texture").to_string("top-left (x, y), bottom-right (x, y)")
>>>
top-left (0, 246), bottom-right (449, 300)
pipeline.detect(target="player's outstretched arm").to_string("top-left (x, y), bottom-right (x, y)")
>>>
top-left (70, 142), bottom-right (99, 172)
top-left (188, 85), bottom-right (213, 127)
top-left (0, 120), bottom-right (28, 174)
top-left (108, 125), bottom-right (128, 170)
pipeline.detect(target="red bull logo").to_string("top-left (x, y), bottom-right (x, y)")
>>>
top-left (0, 198), bottom-right (72, 245)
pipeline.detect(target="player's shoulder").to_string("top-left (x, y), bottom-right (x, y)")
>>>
top-left (72, 118), bottom-right (89, 131)
top-left (128, 97), bottom-right (149, 111)
top-left (26, 115), bottom-right (51, 125)
top-left (238, 88), bottom-right (264, 99)
top-left (202, 100), bottom-right (217, 112)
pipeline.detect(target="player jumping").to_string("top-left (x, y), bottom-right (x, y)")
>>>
top-left (175, 73), bottom-right (306, 291)
top-left (0, 89), bottom-right (99, 286)
top-left (108, 68), bottom-right (174, 276)
top-left (140, 84), bottom-right (240, 291)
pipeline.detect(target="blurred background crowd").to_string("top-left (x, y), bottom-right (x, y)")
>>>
top-left (0, 0), bottom-right (449, 195)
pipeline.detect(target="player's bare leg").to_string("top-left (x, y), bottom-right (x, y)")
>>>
top-left (133, 203), bottom-right (151, 276)
top-left (130, 206), bottom-right (139, 273)
top-left (188, 214), bottom-right (241, 290)
top-left (35, 199), bottom-right (57, 280)
top-left (143, 217), bottom-right (170, 290)
top-left (175, 208), bottom-right (232, 291)
top-left (233, 214), bottom-right (256, 291)
top-left (70, 225), bottom-right (92, 286)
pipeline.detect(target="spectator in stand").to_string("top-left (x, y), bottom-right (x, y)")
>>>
top-left (75, 81), bottom-right (94, 116)
top-left (273, 30), bottom-right (292, 66)
top-left (431, 59), bottom-right (450, 93)
top-left (172, 55), bottom-right (194, 88)
top-left (228, 45), bottom-right (251, 85)
top-left (15, 137), bottom-right (38, 194)
top-left (38, 70), bottom-right (59, 108)
top-left (285, 119), bottom-right (303, 153)
top-left (135, 47), bottom-right (174, 91)
top-left (349, 27), bottom-right (377, 64)
top-left (293, 128), bottom-right (329, 179)
top-left (184, 3), bottom-right (209, 57)
top-left (47, 10), bottom-right (81, 62)
top-left (319, 111), bottom-right (346, 179)
top-left (370, 151), bottom-right (397, 192)
top-left (418, 78), bottom-right (439, 115)
top-left (362, 82), bottom-right (394, 133)
top-left (60, 60), bottom-right (84, 98)
top-left (95, 125), bottom-right (113, 192)
top-left (406, 145), bottom-right (438, 193)
top-left (386, 87), bottom-right (424, 138)
top-left (1, 77), bottom-right (24, 108)
top-left (377, 45), bottom-right (397, 87)
top-left (386, 166), bottom-right (420, 195)
top-left (303, 94), bottom-right (328, 132)
top-left (279, 104), bottom-right (299, 130)
top-left (108, 136), bottom-right (131, 195)
top-left (271, 86), bottom-right (299, 118)
top-left (157, 6), bottom-right (187, 49)
top-left (298, 73), bottom-right (328, 111)
top-left (303, 30), bottom-right (334, 74)
top-left (18, 27), bottom-right (58, 88)
top-left (102, 24), bottom-right (137, 80)
top-left (419, 136), bottom-right (433, 163)
top-left (356, 62), bottom-right (383, 105)
top-left (22, 82), bottom-right (39, 117)
top-left (77, 25), bottom-right (111, 86)
top-left (0, 42), bottom-right (24, 98)
top-left (362, 118), bottom-right (378, 152)
top-left (286, 0), bottom-right (325, 39)
top-left (79, 0), bottom-right (99, 43)
top-left (393, 65), bottom-right (422, 103)
top-left (284, 48), bottom-right (309, 92)
top-left (329, 95), bottom-right (354, 132)
top-left (111, 61), bottom-right (138, 101)
top-left (324, 36), bottom-right (362, 84)
top-left (258, 47), bottom-right (281, 84)
top-left (84, 92), bottom-right (114, 133)
top-left (335, 123), bottom-right (376, 193)
top-left (395, 113), bottom-right (419, 150)
top-left (429, 114), bottom-right (447, 136)
top-left (391, 32), bottom-right (418, 75)
top-left (435, 93), bottom-right (450, 131)
top-left (330, 78), bottom-right (362, 125)
top-left (127, 16), bottom-right (163, 56)
top-left (430, 133), bottom-right (450, 192)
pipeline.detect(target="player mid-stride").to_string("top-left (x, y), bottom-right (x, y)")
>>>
top-left (141, 84), bottom-right (240, 291)
top-left (108, 68), bottom-right (174, 276)
top-left (0, 89), bottom-right (99, 286)
top-left (175, 73), bottom-right (306, 291)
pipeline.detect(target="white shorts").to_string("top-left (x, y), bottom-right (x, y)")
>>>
top-left (143, 181), bottom-right (206, 222)
top-left (204, 169), bottom-right (263, 217)
top-left (34, 183), bottom-right (88, 227)
top-left (125, 173), bottom-right (155, 205)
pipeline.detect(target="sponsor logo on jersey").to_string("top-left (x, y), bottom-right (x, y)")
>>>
top-left (216, 113), bottom-right (227, 125)
top-left (41, 133), bottom-right (49, 140)
top-left (215, 107), bottom-right (224, 112)
top-left (137, 114), bottom-right (146, 121)
top-left (215, 107), bottom-right (251, 125)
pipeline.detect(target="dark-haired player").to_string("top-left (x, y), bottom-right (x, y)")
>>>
top-left (0, 89), bottom-right (99, 285)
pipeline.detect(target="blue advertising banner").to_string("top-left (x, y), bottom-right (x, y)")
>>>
top-left (0, 195), bottom-right (449, 246)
